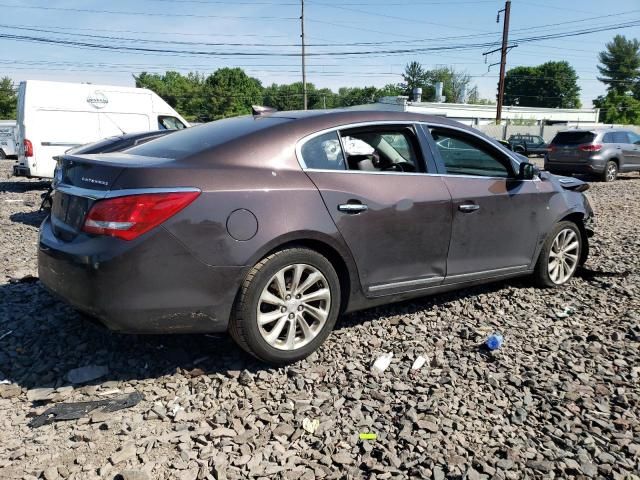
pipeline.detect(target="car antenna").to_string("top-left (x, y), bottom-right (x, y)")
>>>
top-left (251, 105), bottom-right (277, 117)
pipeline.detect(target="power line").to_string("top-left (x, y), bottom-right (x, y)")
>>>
top-left (0, 3), bottom-right (298, 20)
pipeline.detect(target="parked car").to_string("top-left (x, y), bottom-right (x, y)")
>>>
top-left (545, 128), bottom-right (640, 182)
top-left (0, 120), bottom-right (17, 159)
top-left (508, 134), bottom-right (549, 156)
top-left (13, 80), bottom-right (189, 179)
top-left (39, 110), bottom-right (594, 364)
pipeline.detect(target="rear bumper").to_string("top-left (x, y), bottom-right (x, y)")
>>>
top-left (38, 217), bottom-right (245, 333)
top-left (544, 160), bottom-right (604, 175)
top-left (13, 164), bottom-right (31, 177)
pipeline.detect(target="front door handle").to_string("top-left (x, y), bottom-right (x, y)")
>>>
top-left (458, 203), bottom-right (480, 213)
top-left (338, 202), bottom-right (368, 214)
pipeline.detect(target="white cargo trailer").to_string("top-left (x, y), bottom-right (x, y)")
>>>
top-left (13, 80), bottom-right (189, 178)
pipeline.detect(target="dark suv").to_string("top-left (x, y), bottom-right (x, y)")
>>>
top-left (508, 134), bottom-right (548, 156)
top-left (546, 128), bottom-right (640, 182)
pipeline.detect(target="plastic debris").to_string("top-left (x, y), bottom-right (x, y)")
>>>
top-left (302, 417), bottom-right (320, 434)
top-left (411, 355), bottom-right (428, 371)
top-left (0, 379), bottom-right (10, 385)
top-left (372, 352), bottom-right (393, 373)
top-left (485, 333), bottom-right (504, 351)
top-left (359, 433), bottom-right (377, 441)
top-left (29, 392), bottom-right (143, 428)
top-left (0, 330), bottom-right (13, 341)
top-left (66, 365), bottom-right (109, 384)
top-left (554, 306), bottom-right (575, 319)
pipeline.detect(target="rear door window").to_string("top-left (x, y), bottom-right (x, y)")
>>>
top-left (338, 126), bottom-right (422, 173)
top-left (552, 131), bottom-right (596, 145)
top-left (613, 132), bottom-right (631, 144)
top-left (603, 133), bottom-right (614, 143)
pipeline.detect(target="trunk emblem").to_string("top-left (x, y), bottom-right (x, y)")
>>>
top-left (81, 177), bottom-right (109, 186)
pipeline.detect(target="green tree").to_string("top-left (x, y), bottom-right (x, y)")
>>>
top-left (204, 68), bottom-right (263, 120)
top-left (401, 61), bottom-right (428, 95)
top-left (134, 71), bottom-right (206, 121)
top-left (504, 61), bottom-right (581, 108)
top-left (597, 35), bottom-right (640, 95)
top-left (336, 86), bottom-right (380, 106)
top-left (0, 77), bottom-right (17, 119)
top-left (593, 91), bottom-right (640, 124)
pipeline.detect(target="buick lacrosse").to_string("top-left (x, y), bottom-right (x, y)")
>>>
top-left (39, 110), bottom-right (593, 364)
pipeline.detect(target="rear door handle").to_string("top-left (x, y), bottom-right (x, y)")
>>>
top-left (458, 203), bottom-right (480, 213)
top-left (338, 202), bottom-right (368, 214)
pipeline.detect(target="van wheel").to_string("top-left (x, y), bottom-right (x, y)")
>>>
top-left (534, 221), bottom-right (582, 288)
top-left (602, 161), bottom-right (617, 182)
top-left (229, 248), bottom-right (341, 365)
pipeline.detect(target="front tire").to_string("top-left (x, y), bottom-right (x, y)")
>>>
top-left (534, 221), bottom-right (582, 288)
top-left (229, 248), bottom-right (341, 364)
top-left (602, 160), bottom-right (618, 182)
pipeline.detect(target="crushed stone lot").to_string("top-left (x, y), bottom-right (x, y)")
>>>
top-left (0, 159), bottom-right (639, 480)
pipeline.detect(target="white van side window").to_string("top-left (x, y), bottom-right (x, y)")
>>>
top-left (158, 116), bottom-right (186, 130)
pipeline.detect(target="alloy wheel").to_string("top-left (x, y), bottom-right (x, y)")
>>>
top-left (256, 264), bottom-right (331, 351)
top-left (548, 228), bottom-right (579, 284)
top-left (606, 163), bottom-right (617, 182)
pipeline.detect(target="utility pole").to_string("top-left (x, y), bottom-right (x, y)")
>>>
top-left (496, 0), bottom-right (511, 124)
top-left (301, 0), bottom-right (307, 110)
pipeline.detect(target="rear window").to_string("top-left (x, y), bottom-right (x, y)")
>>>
top-left (128, 116), bottom-right (290, 159)
top-left (551, 131), bottom-right (596, 145)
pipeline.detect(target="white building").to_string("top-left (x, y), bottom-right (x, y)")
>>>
top-left (350, 96), bottom-right (600, 127)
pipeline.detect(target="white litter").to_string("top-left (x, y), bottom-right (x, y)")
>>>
top-left (98, 389), bottom-right (122, 396)
top-left (371, 352), bottom-right (393, 373)
top-left (0, 379), bottom-right (10, 385)
top-left (411, 355), bottom-right (428, 371)
top-left (302, 417), bottom-right (320, 434)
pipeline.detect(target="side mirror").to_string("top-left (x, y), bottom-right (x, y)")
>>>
top-left (518, 162), bottom-right (536, 180)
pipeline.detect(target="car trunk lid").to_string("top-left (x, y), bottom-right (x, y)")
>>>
top-left (51, 154), bottom-right (174, 241)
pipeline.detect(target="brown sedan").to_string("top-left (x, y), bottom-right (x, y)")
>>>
top-left (39, 110), bottom-right (594, 364)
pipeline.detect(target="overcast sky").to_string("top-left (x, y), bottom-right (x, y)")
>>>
top-left (1, 0), bottom-right (639, 107)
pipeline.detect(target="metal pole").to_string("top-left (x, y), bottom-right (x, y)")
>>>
top-left (496, 0), bottom-right (511, 124)
top-left (301, 0), bottom-right (307, 110)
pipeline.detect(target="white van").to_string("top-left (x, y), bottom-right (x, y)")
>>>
top-left (13, 80), bottom-right (190, 178)
top-left (0, 120), bottom-right (16, 159)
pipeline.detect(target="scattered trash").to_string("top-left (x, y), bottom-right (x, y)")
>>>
top-left (0, 330), bottom-right (13, 341)
top-left (359, 432), bottom-right (377, 441)
top-left (29, 392), bottom-right (143, 428)
top-left (302, 417), bottom-right (319, 434)
top-left (371, 352), bottom-right (393, 373)
top-left (0, 379), bottom-right (10, 385)
top-left (554, 306), bottom-right (575, 319)
top-left (485, 333), bottom-right (504, 351)
top-left (411, 355), bottom-right (428, 371)
top-left (66, 365), bottom-right (109, 384)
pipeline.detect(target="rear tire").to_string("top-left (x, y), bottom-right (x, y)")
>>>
top-left (602, 160), bottom-right (618, 182)
top-left (534, 221), bottom-right (582, 288)
top-left (229, 248), bottom-right (341, 365)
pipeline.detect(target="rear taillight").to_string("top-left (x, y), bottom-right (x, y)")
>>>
top-left (579, 144), bottom-right (602, 152)
top-left (82, 191), bottom-right (200, 241)
top-left (547, 145), bottom-right (556, 152)
top-left (24, 139), bottom-right (33, 157)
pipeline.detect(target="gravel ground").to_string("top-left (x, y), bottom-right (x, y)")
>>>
top-left (0, 159), bottom-right (638, 480)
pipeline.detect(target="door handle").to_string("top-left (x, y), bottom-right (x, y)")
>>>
top-left (458, 203), bottom-right (480, 213)
top-left (338, 202), bottom-right (368, 214)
